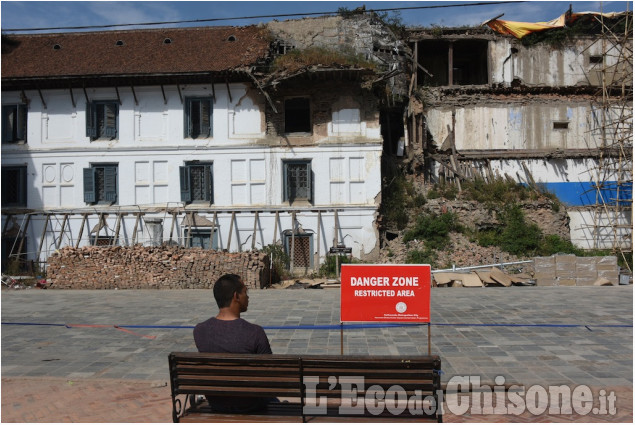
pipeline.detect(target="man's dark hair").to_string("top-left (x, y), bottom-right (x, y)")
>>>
top-left (213, 274), bottom-right (244, 308)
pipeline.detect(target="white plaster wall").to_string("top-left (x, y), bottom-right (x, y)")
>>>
top-left (489, 38), bottom-right (628, 87)
top-left (426, 103), bottom-right (596, 151)
top-left (568, 209), bottom-right (632, 250)
top-left (1, 84), bottom-right (383, 266)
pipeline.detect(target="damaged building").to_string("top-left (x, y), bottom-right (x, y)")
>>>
top-left (404, 11), bottom-right (632, 255)
top-left (1, 14), bottom-right (408, 274)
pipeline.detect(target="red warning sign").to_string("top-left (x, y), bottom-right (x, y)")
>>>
top-left (340, 264), bottom-right (431, 323)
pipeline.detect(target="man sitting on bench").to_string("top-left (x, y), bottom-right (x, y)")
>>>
top-left (193, 273), bottom-right (273, 413)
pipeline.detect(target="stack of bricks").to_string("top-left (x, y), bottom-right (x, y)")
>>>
top-left (46, 245), bottom-right (272, 290)
top-left (534, 255), bottom-right (619, 286)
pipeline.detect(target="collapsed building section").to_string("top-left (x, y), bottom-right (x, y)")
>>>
top-left (404, 11), bottom-right (632, 259)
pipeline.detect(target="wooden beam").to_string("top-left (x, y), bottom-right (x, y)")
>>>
top-left (225, 79), bottom-right (232, 103)
top-left (16, 214), bottom-right (31, 260)
top-left (227, 212), bottom-right (236, 251)
top-left (333, 210), bottom-right (339, 247)
top-left (130, 86), bottom-right (138, 106)
top-left (37, 87), bottom-right (47, 109)
top-left (2, 214), bottom-right (13, 238)
top-left (186, 212), bottom-right (194, 248)
top-left (75, 214), bottom-right (88, 248)
top-left (112, 213), bottom-right (123, 246)
top-left (69, 86), bottom-right (76, 108)
top-left (115, 86), bottom-right (122, 106)
top-left (315, 211), bottom-right (322, 271)
top-left (251, 211), bottom-right (259, 251)
top-left (290, 212), bottom-right (296, 271)
top-left (169, 212), bottom-right (177, 244)
top-left (160, 85), bottom-right (168, 105)
top-left (37, 214), bottom-right (50, 262)
top-left (210, 78), bottom-right (216, 104)
top-left (272, 211), bottom-right (279, 245)
top-left (56, 214), bottom-right (69, 248)
top-left (448, 42), bottom-right (454, 86)
top-left (131, 213), bottom-right (141, 245)
top-left (176, 85), bottom-right (183, 104)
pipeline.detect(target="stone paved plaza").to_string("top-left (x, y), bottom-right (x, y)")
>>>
top-left (2, 286), bottom-right (632, 387)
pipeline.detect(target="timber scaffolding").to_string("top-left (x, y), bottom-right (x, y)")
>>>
top-left (585, 9), bottom-right (633, 270)
top-left (1, 205), bottom-right (351, 273)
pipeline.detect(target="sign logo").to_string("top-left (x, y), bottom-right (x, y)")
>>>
top-left (340, 264), bottom-right (431, 322)
top-left (396, 302), bottom-right (407, 313)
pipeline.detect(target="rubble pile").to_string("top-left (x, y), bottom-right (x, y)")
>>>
top-left (47, 245), bottom-right (271, 289)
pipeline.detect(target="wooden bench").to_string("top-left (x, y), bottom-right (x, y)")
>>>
top-left (169, 352), bottom-right (442, 422)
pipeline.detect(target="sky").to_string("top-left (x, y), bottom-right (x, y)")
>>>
top-left (0, 1), bottom-right (631, 33)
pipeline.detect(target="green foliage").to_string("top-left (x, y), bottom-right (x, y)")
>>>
top-left (318, 254), bottom-right (354, 277)
top-left (261, 244), bottom-right (290, 278)
top-left (462, 178), bottom-right (526, 205)
top-left (271, 46), bottom-right (376, 73)
top-left (539, 234), bottom-right (585, 257)
top-left (406, 247), bottom-right (437, 265)
top-left (403, 212), bottom-right (461, 248)
top-left (427, 183), bottom-right (458, 200)
top-left (381, 172), bottom-right (419, 230)
top-left (498, 205), bottom-right (543, 255)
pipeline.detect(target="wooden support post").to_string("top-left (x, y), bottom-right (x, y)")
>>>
top-left (186, 212), bottom-right (194, 248)
top-left (413, 40), bottom-right (418, 88)
top-left (290, 212), bottom-right (296, 271)
top-left (2, 214), bottom-right (13, 237)
top-left (112, 213), bottom-right (123, 246)
top-left (75, 214), bottom-right (88, 248)
top-left (176, 85), bottom-right (183, 104)
top-left (16, 214), bottom-right (31, 260)
top-left (448, 42), bottom-right (454, 86)
top-left (212, 211), bottom-right (218, 247)
top-left (56, 214), bottom-right (69, 248)
top-left (272, 211), bottom-right (279, 245)
top-left (211, 79), bottom-right (216, 104)
top-left (227, 212), bottom-right (236, 251)
top-left (115, 86), bottom-right (122, 106)
top-left (225, 79), bottom-right (232, 103)
top-left (169, 212), bottom-right (177, 244)
top-left (333, 210), bottom-right (339, 247)
top-left (131, 213), bottom-right (141, 245)
top-left (69, 86), bottom-right (76, 108)
top-left (95, 213), bottom-right (104, 244)
top-left (130, 85), bottom-right (138, 106)
top-left (315, 211), bottom-right (322, 271)
top-left (160, 85), bottom-right (168, 105)
top-left (251, 212), bottom-right (259, 251)
top-left (37, 214), bottom-right (50, 262)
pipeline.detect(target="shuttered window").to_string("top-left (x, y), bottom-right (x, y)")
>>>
top-left (83, 165), bottom-right (118, 204)
top-left (180, 163), bottom-right (213, 204)
top-left (283, 160), bottom-right (312, 203)
top-left (184, 98), bottom-right (213, 138)
top-left (86, 101), bottom-right (118, 140)
top-left (2, 104), bottom-right (27, 144)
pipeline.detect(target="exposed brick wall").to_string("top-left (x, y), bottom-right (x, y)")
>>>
top-left (47, 246), bottom-right (272, 289)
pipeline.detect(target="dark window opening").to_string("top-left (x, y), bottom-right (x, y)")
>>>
top-left (180, 162), bottom-right (213, 204)
top-left (86, 101), bottom-right (118, 140)
top-left (2, 104), bottom-right (27, 144)
top-left (284, 98), bottom-right (311, 133)
top-left (553, 121), bottom-right (569, 130)
top-left (83, 164), bottom-right (118, 204)
top-left (416, 39), bottom-right (489, 86)
top-left (1, 166), bottom-right (27, 207)
top-left (283, 160), bottom-right (312, 203)
top-left (589, 55), bottom-right (603, 64)
top-left (185, 98), bottom-right (212, 138)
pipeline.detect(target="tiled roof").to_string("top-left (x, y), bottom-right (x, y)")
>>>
top-left (1, 26), bottom-right (271, 79)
